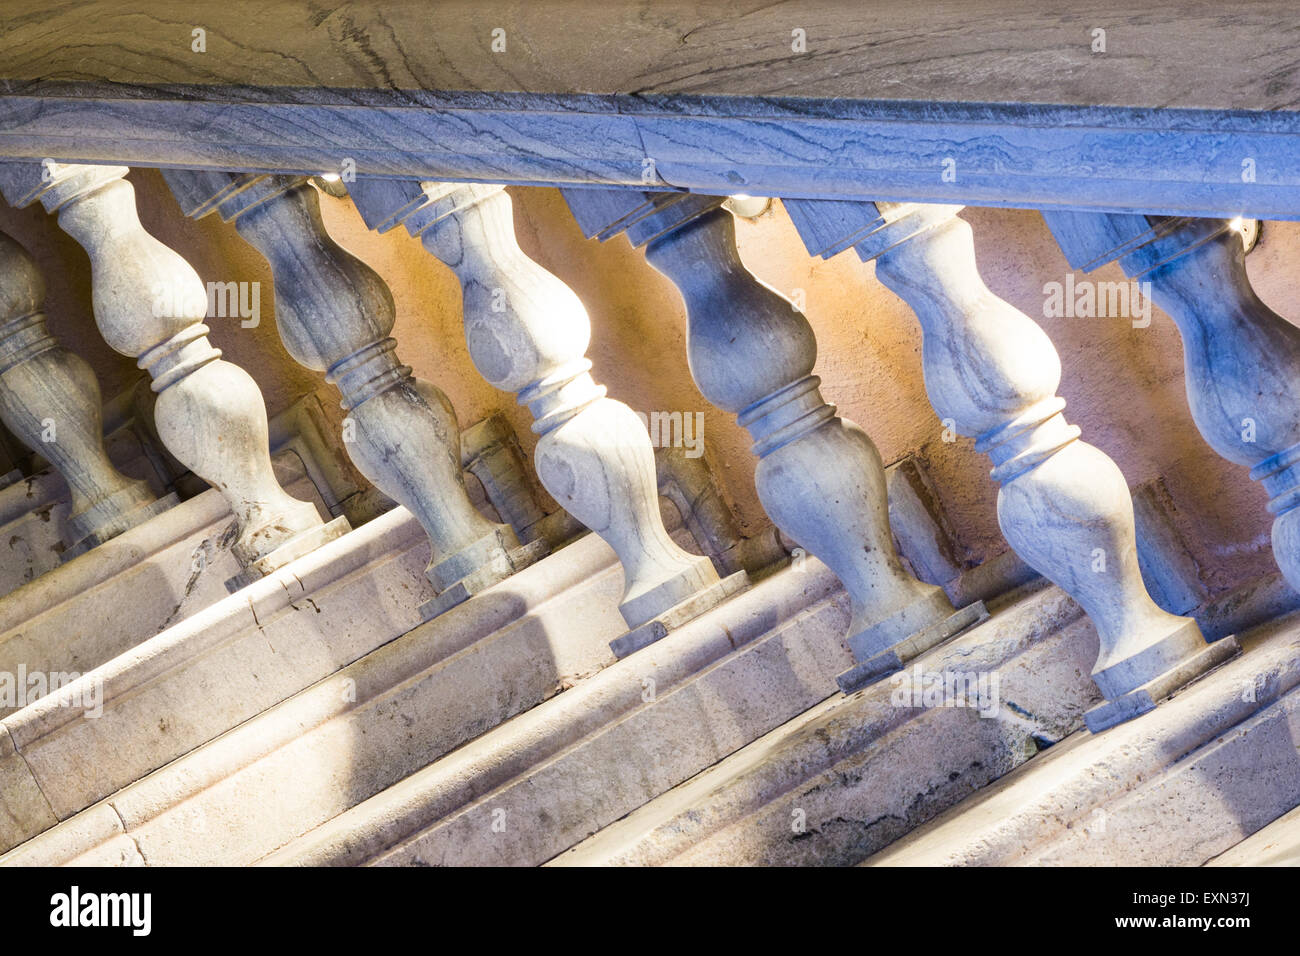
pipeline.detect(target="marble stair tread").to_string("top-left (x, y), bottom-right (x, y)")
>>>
top-left (258, 560), bottom-right (854, 868)
top-left (551, 582), bottom-right (1095, 866)
top-left (0, 431), bottom-right (173, 601)
top-left (0, 524), bottom-right (639, 865)
top-left (0, 453), bottom-right (328, 716)
top-left (0, 469), bottom-right (71, 599)
top-left (867, 611), bottom-right (1300, 866)
top-left (0, 501), bottom-right (418, 853)
top-left (1207, 802), bottom-right (1300, 866)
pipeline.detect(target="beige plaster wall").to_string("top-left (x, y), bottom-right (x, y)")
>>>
top-left (0, 169), bottom-right (1291, 601)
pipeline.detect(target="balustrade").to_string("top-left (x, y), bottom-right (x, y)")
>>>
top-left (1046, 212), bottom-right (1300, 600)
top-left (0, 162), bottom-right (346, 591)
top-left (163, 171), bottom-right (545, 618)
top-left (562, 189), bottom-right (985, 690)
top-left (345, 179), bottom-right (744, 655)
top-left (0, 228), bottom-right (173, 558)
top-left (784, 199), bottom-right (1237, 729)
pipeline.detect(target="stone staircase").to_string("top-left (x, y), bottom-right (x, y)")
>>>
top-left (0, 156), bottom-right (1297, 869)
top-left (556, 592), bottom-right (1300, 867)
top-left (2, 438), bottom-right (1296, 866)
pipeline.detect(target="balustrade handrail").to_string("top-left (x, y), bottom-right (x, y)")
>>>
top-left (0, 1), bottom-right (1297, 218)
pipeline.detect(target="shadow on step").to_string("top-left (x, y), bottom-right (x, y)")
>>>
top-left (0, 452), bottom-right (330, 719)
top-left (866, 606), bottom-right (1300, 866)
top-left (549, 580), bottom-right (1098, 866)
top-left (0, 519), bottom-right (621, 863)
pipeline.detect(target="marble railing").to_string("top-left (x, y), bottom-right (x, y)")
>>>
top-left (0, 157), bottom-right (1271, 732)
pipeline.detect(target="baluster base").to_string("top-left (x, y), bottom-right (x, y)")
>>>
top-left (225, 515), bottom-right (352, 593)
top-left (836, 599), bottom-right (989, 694)
top-left (418, 533), bottom-right (550, 622)
top-left (616, 553), bottom-right (723, 630)
top-left (62, 490), bottom-right (180, 561)
top-left (609, 569), bottom-right (750, 659)
top-left (1084, 635), bottom-right (1241, 733)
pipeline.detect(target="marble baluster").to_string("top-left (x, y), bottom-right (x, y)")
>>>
top-left (562, 188), bottom-right (984, 691)
top-left (0, 162), bottom-right (346, 591)
top-left (162, 170), bottom-right (545, 617)
top-left (346, 179), bottom-right (742, 656)
top-left (0, 229), bottom-right (174, 557)
top-left (785, 198), bottom-right (1236, 731)
top-left (1046, 211), bottom-right (1300, 597)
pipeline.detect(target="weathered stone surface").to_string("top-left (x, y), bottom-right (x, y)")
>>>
top-left (554, 582), bottom-right (1093, 866)
top-left (0, 454), bottom-right (326, 718)
top-left (0, 722), bottom-right (55, 850)
top-left (835, 600), bottom-right (989, 694)
top-left (0, 470), bottom-right (74, 597)
top-left (0, 526), bottom-right (638, 865)
top-left (0, 502), bottom-right (422, 853)
top-left (1209, 803), bottom-right (1300, 866)
top-left (869, 609), bottom-right (1300, 866)
top-left (610, 570), bottom-right (749, 658)
top-left (262, 560), bottom-right (852, 867)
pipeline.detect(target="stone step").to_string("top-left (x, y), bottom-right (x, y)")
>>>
top-left (551, 581), bottom-right (1096, 866)
top-left (0, 468), bottom-right (75, 596)
top-left (0, 402), bottom-right (183, 600)
top-left (867, 609), bottom-right (1300, 866)
top-left (0, 522), bottom-right (634, 863)
top-left (259, 561), bottom-right (855, 867)
top-left (0, 452), bottom-right (329, 718)
top-left (1208, 803), bottom-right (1300, 866)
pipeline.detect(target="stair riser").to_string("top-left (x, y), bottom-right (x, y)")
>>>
top-left (0, 459), bottom-right (325, 718)
top-left (115, 567), bottom-right (625, 866)
top-left (1027, 685), bottom-right (1300, 865)
top-left (556, 585), bottom-right (1094, 866)
top-left (262, 563), bottom-right (847, 866)
top-left (0, 722), bottom-right (54, 846)
top-left (0, 505), bottom-right (439, 854)
top-left (0, 486), bottom-right (68, 598)
top-left (370, 591), bottom-right (853, 866)
top-left (1208, 801), bottom-right (1300, 865)
top-left (0, 529), bottom-right (626, 865)
top-left (868, 622), bottom-right (1300, 865)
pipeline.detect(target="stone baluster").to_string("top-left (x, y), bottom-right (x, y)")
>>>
top-left (1045, 211), bottom-right (1300, 597)
top-left (162, 170), bottom-right (545, 618)
top-left (345, 179), bottom-right (744, 656)
top-left (0, 229), bottom-right (175, 557)
top-left (0, 162), bottom-right (346, 591)
top-left (460, 412), bottom-right (587, 549)
top-left (784, 198), bottom-right (1237, 730)
top-left (562, 188), bottom-right (985, 691)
